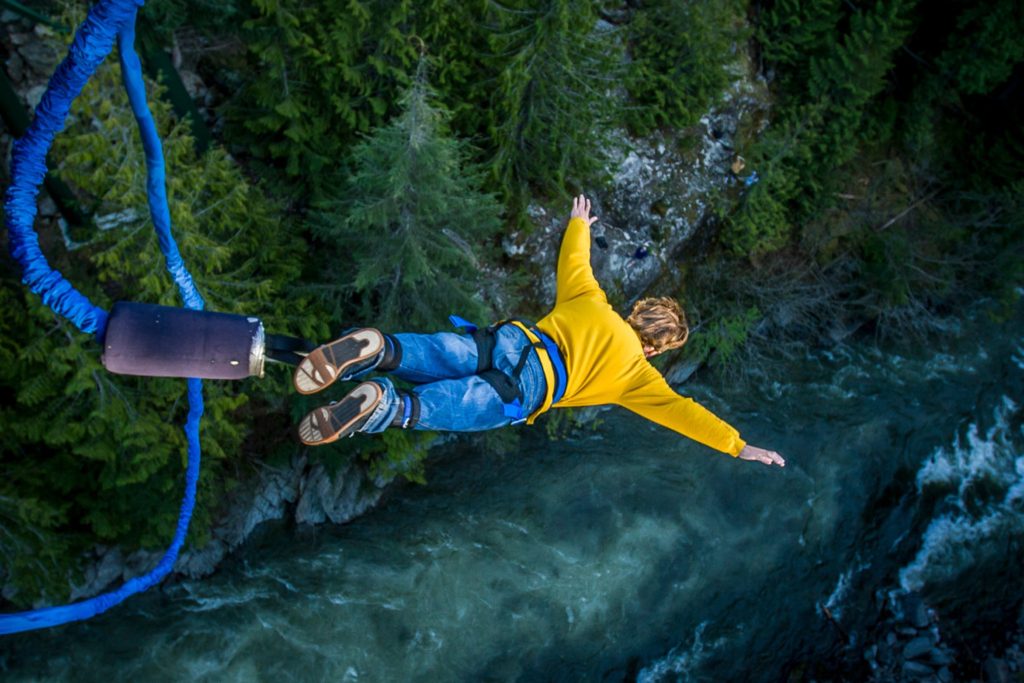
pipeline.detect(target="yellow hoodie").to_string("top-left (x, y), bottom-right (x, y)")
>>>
top-left (524, 216), bottom-right (746, 457)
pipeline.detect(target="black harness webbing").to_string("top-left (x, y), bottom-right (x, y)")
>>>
top-left (391, 391), bottom-right (421, 429)
top-left (265, 333), bottom-right (315, 366)
top-left (469, 320), bottom-right (544, 417)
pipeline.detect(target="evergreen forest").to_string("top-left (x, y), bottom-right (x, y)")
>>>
top-left (1, 0), bottom-right (1022, 610)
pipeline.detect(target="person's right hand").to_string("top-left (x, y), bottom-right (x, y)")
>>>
top-left (571, 194), bottom-right (598, 227)
top-left (738, 444), bottom-right (786, 467)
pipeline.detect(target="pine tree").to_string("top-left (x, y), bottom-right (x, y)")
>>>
top-left (726, 0), bottom-right (914, 256)
top-left (625, 0), bottom-right (747, 135)
top-left (935, 0), bottom-right (1024, 96)
top-left (231, 0), bottom-right (421, 194)
top-left (484, 0), bottom-right (623, 213)
top-left (757, 0), bottom-right (842, 82)
top-left (312, 59), bottom-right (504, 332)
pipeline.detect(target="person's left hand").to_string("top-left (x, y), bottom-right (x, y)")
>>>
top-left (738, 444), bottom-right (785, 467)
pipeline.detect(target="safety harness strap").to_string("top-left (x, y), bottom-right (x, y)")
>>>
top-left (377, 333), bottom-right (403, 372)
top-left (265, 333), bottom-right (316, 366)
top-left (450, 315), bottom-right (565, 422)
top-left (390, 391), bottom-right (421, 429)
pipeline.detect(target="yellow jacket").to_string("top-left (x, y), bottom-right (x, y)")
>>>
top-left (526, 216), bottom-right (746, 457)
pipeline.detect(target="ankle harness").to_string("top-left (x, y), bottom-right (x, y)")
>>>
top-left (390, 390), bottom-right (421, 429)
top-left (377, 333), bottom-right (403, 372)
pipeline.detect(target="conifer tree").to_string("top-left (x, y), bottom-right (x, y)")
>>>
top-left (726, 0), bottom-right (913, 256)
top-left (484, 0), bottom-right (622, 212)
top-left (231, 0), bottom-right (421, 194)
top-left (312, 59), bottom-right (503, 332)
top-left (625, 0), bottom-right (746, 135)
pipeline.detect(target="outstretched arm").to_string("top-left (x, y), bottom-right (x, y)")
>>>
top-left (556, 195), bottom-right (603, 303)
top-left (620, 368), bottom-right (785, 467)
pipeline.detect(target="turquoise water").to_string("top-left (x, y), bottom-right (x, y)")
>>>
top-left (2, 306), bottom-right (1023, 681)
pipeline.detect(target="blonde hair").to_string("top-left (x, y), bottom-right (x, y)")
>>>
top-left (626, 297), bottom-right (689, 353)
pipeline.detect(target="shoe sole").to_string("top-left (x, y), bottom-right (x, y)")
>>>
top-left (293, 329), bottom-right (384, 395)
top-left (297, 382), bottom-right (384, 446)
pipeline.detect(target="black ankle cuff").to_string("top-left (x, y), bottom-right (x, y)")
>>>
top-left (389, 391), bottom-right (420, 429)
top-left (377, 333), bottom-right (402, 372)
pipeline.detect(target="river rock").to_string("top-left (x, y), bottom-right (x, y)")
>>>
top-left (24, 84), bottom-right (46, 110)
top-left (6, 51), bottom-right (24, 83)
top-left (69, 546), bottom-right (124, 601)
top-left (16, 39), bottom-right (58, 77)
top-left (904, 636), bottom-right (936, 660)
top-left (938, 666), bottom-right (953, 683)
top-left (903, 660), bottom-right (936, 679)
top-left (984, 657), bottom-right (1010, 683)
top-left (39, 195), bottom-right (57, 218)
top-left (902, 593), bottom-right (931, 629)
top-left (91, 453), bottom-right (308, 593)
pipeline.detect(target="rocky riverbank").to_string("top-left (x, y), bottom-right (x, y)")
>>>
top-left (880, 593), bottom-right (1023, 682)
top-left (823, 589), bottom-right (1024, 682)
top-left (54, 452), bottom-right (390, 603)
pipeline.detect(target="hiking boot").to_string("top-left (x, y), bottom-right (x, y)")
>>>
top-left (297, 381), bottom-right (384, 446)
top-left (293, 328), bottom-right (385, 395)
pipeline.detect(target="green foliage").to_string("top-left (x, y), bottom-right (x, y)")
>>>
top-left (0, 39), bottom-right (319, 604)
top-left (364, 429), bottom-right (432, 484)
top-left (483, 0), bottom-right (623, 212)
top-left (723, 166), bottom-right (796, 256)
top-left (625, 0), bottom-right (747, 135)
top-left (541, 407), bottom-right (602, 440)
top-left (724, 0), bottom-right (913, 256)
top-left (229, 0), bottom-right (423, 189)
top-left (935, 0), bottom-right (1024, 96)
top-left (312, 60), bottom-right (504, 332)
top-left (757, 0), bottom-right (842, 78)
top-left (219, 0), bottom-right (625, 211)
top-left (143, 0), bottom-right (243, 39)
top-left (684, 305), bottom-right (761, 368)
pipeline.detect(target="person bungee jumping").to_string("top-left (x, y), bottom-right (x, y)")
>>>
top-left (294, 195), bottom-right (785, 467)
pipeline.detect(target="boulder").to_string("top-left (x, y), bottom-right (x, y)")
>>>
top-left (295, 460), bottom-right (386, 526)
top-left (901, 592), bottom-right (931, 629)
top-left (6, 51), bottom-right (24, 83)
top-left (24, 84), bottom-right (46, 110)
top-left (902, 660), bottom-right (935, 679)
top-left (983, 657), bottom-right (1010, 683)
top-left (68, 546), bottom-right (124, 601)
top-left (16, 37), bottom-right (58, 77)
top-left (904, 636), bottom-right (935, 660)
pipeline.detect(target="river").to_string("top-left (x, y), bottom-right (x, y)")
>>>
top-left (2, 300), bottom-right (1022, 682)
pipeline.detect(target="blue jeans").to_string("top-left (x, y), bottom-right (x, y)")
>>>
top-left (357, 324), bottom-right (548, 433)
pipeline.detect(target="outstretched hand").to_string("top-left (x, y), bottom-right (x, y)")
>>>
top-left (738, 444), bottom-right (786, 468)
top-left (571, 194), bottom-right (598, 227)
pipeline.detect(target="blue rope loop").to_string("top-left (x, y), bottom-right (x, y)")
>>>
top-left (0, 0), bottom-right (205, 635)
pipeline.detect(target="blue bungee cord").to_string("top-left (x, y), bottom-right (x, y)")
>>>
top-left (1, 0), bottom-right (205, 634)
